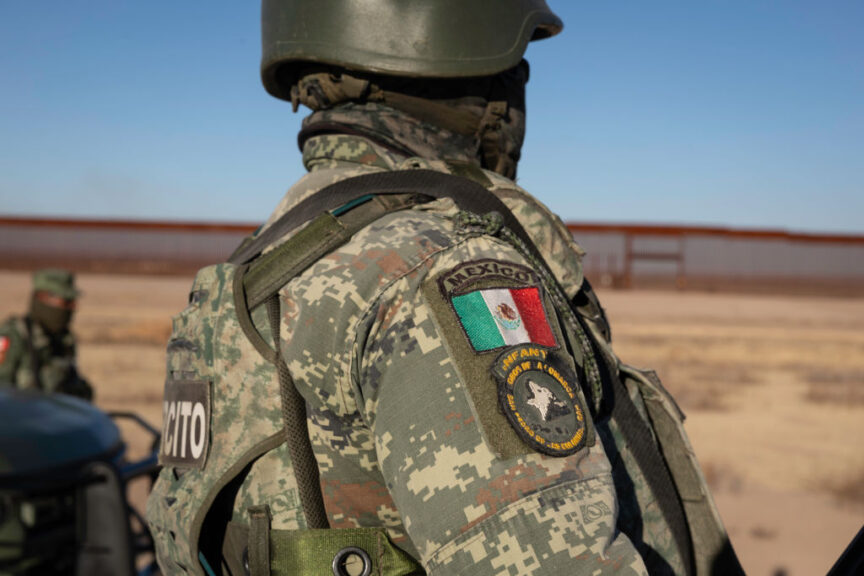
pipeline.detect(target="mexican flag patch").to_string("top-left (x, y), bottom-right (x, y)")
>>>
top-left (436, 259), bottom-right (559, 354)
top-left (452, 286), bottom-right (556, 352)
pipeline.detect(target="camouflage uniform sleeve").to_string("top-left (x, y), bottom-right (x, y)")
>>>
top-left (352, 233), bottom-right (648, 575)
top-left (0, 318), bottom-right (24, 386)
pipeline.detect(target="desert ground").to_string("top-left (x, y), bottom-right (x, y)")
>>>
top-left (1, 269), bottom-right (861, 575)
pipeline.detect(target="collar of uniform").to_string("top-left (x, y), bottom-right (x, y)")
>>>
top-left (302, 134), bottom-right (405, 173)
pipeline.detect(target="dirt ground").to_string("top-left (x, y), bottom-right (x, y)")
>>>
top-left (2, 270), bottom-right (862, 575)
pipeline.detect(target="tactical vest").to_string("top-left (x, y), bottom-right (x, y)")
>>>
top-left (146, 169), bottom-right (741, 576)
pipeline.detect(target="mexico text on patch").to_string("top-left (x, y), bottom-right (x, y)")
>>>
top-left (159, 379), bottom-right (211, 469)
top-left (492, 344), bottom-right (587, 457)
top-left (438, 259), bottom-right (557, 353)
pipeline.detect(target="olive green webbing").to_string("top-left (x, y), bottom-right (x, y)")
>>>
top-left (242, 194), bottom-right (424, 308)
top-left (231, 194), bottom-right (422, 532)
top-left (234, 263), bottom-right (329, 530)
top-left (226, 523), bottom-right (423, 576)
top-left (232, 265), bottom-right (280, 366)
top-left (189, 431), bottom-right (287, 576)
top-left (228, 170), bottom-right (548, 267)
top-left (249, 506), bottom-right (272, 576)
top-left (266, 294), bottom-right (330, 530)
top-left (246, 212), bottom-right (350, 310)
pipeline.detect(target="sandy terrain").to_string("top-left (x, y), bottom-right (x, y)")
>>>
top-left (1, 270), bottom-right (861, 575)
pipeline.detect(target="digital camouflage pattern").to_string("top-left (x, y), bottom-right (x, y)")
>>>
top-left (149, 124), bottom-right (734, 573)
top-left (266, 135), bottom-right (655, 574)
top-left (0, 316), bottom-right (91, 400)
top-left (271, 130), bottom-right (729, 572)
top-left (146, 264), bottom-right (306, 575)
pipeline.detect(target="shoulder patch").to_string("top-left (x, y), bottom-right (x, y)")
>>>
top-left (0, 336), bottom-right (8, 364)
top-left (159, 380), bottom-right (211, 469)
top-left (422, 258), bottom-right (571, 459)
top-left (492, 345), bottom-right (587, 457)
top-left (438, 259), bottom-right (558, 353)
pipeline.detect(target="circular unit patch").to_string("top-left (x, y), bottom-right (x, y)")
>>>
top-left (493, 345), bottom-right (587, 457)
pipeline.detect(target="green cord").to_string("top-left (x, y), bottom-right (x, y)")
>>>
top-left (455, 210), bottom-right (604, 412)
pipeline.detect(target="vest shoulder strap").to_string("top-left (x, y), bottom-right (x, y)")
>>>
top-left (242, 192), bottom-right (424, 311)
top-left (228, 169), bottom-right (551, 274)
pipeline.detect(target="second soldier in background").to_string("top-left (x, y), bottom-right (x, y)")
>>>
top-left (0, 269), bottom-right (92, 400)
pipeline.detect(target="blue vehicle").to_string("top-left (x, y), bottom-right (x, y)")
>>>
top-left (0, 388), bottom-right (160, 575)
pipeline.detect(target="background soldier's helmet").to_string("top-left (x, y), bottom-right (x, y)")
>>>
top-left (261, 0), bottom-right (563, 101)
top-left (32, 269), bottom-right (79, 300)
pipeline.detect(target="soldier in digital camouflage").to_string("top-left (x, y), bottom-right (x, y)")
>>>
top-left (147, 2), bottom-right (744, 574)
top-left (0, 268), bottom-right (92, 401)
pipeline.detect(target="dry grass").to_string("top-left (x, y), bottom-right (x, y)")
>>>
top-left (701, 461), bottom-right (744, 492)
top-left (636, 362), bottom-right (762, 412)
top-left (77, 319), bottom-right (172, 346)
top-left (749, 526), bottom-right (777, 540)
top-left (804, 369), bottom-right (864, 406)
top-left (821, 464), bottom-right (864, 508)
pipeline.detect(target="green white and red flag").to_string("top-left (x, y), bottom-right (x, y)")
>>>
top-left (451, 286), bottom-right (556, 352)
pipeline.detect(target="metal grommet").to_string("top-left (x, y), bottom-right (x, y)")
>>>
top-left (242, 546), bottom-right (250, 575)
top-left (332, 546), bottom-right (372, 576)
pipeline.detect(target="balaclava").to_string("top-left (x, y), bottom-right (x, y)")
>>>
top-left (29, 293), bottom-right (73, 335)
top-left (286, 61), bottom-right (530, 179)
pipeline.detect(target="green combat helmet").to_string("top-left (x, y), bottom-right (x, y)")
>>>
top-left (261, 0), bottom-right (562, 180)
top-left (32, 269), bottom-right (79, 301)
top-left (261, 0), bottom-right (563, 101)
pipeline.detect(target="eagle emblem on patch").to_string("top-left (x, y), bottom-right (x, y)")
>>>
top-left (438, 259), bottom-right (558, 353)
top-left (491, 344), bottom-right (587, 457)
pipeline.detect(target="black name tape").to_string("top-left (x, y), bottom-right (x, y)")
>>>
top-left (159, 380), bottom-right (211, 469)
top-left (438, 259), bottom-right (537, 295)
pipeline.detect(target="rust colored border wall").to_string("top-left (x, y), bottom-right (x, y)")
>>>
top-left (3, 215), bottom-right (861, 244)
top-left (1, 216), bottom-right (862, 294)
top-left (565, 222), bottom-right (864, 245)
top-left (0, 216), bottom-right (257, 233)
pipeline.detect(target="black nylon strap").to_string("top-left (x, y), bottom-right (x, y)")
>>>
top-left (228, 169), bottom-right (550, 274)
top-left (573, 289), bottom-right (695, 570)
top-left (582, 320), bottom-right (694, 575)
top-left (607, 362), bottom-right (694, 574)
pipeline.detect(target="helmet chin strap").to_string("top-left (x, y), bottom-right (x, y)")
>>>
top-left (290, 66), bottom-right (527, 179)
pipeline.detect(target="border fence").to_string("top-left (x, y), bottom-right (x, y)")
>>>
top-left (1, 216), bottom-right (863, 295)
top-left (571, 223), bottom-right (864, 295)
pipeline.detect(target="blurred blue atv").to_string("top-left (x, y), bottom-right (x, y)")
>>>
top-left (0, 388), bottom-right (160, 576)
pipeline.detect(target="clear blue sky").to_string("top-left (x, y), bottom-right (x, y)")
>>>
top-left (1, 2), bottom-right (862, 233)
